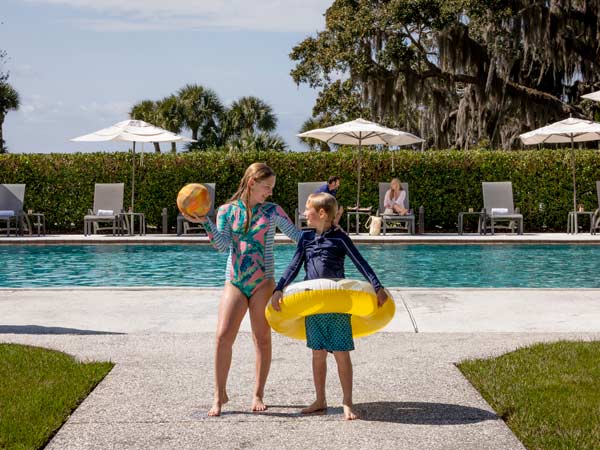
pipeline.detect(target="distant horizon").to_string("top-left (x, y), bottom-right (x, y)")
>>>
top-left (2, 0), bottom-right (332, 153)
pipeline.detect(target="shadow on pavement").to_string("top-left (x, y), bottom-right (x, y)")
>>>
top-left (0, 325), bottom-right (126, 335)
top-left (355, 401), bottom-right (498, 424)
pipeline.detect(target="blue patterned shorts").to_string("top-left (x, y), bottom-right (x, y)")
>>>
top-left (305, 313), bottom-right (354, 352)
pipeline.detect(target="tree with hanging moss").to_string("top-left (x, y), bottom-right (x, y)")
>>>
top-left (291, 0), bottom-right (600, 149)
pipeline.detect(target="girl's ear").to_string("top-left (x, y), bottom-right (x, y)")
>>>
top-left (318, 208), bottom-right (327, 218)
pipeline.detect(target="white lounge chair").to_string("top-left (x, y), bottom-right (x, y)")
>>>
top-left (83, 183), bottom-right (126, 236)
top-left (295, 181), bottom-right (325, 228)
top-left (0, 184), bottom-right (30, 236)
top-left (482, 181), bottom-right (523, 235)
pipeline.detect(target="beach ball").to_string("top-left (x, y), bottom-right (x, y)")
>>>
top-left (177, 183), bottom-right (212, 217)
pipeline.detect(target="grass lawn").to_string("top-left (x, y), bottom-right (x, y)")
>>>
top-left (458, 340), bottom-right (600, 450)
top-left (0, 343), bottom-right (113, 450)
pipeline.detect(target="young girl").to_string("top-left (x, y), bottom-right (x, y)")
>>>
top-left (384, 178), bottom-right (409, 215)
top-left (185, 163), bottom-right (302, 416)
top-left (270, 192), bottom-right (387, 420)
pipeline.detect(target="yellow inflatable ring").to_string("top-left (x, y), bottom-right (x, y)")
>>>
top-left (266, 278), bottom-right (395, 340)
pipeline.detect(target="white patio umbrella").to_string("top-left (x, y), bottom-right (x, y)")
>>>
top-left (519, 117), bottom-right (600, 222)
top-left (72, 119), bottom-right (196, 211)
top-left (297, 118), bottom-right (424, 209)
top-left (582, 91), bottom-right (600, 102)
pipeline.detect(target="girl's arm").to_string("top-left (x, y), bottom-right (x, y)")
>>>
top-left (274, 204), bottom-right (303, 242)
top-left (274, 233), bottom-right (306, 292)
top-left (202, 205), bottom-right (232, 252)
top-left (339, 233), bottom-right (383, 292)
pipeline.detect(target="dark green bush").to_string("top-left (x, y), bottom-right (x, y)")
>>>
top-left (1, 149), bottom-right (599, 232)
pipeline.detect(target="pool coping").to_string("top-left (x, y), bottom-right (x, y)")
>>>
top-left (1, 232), bottom-right (600, 245)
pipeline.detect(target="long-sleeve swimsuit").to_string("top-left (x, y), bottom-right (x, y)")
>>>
top-left (275, 226), bottom-right (383, 352)
top-left (203, 200), bottom-right (302, 299)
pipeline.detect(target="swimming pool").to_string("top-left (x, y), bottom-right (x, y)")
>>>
top-left (1, 244), bottom-right (599, 288)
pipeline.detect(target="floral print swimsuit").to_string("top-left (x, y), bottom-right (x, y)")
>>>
top-left (204, 200), bottom-right (301, 299)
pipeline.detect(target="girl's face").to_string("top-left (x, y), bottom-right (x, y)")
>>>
top-left (391, 180), bottom-right (400, 191)
top-left (249, 175), bottom-right (275, 204)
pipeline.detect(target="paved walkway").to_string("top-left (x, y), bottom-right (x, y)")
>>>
top-left (1, 288), bottom-right (600, 449)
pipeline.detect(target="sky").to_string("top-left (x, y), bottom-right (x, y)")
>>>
top-left (1, 0), bottom-right (331, 153)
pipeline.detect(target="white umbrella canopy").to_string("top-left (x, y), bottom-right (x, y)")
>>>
top-left (72, 119), bottom-right (195, 144)
top-left (298, 118), bottom-right (424, 209)
top-left (72, 120), bottom-right (196, 212)
top-left (582, 91), bottom-right (600, 102)
top-left (519, 117), bottom-right (600, 216)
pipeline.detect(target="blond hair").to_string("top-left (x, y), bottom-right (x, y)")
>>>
top-left (307, 192), bottom-right (338, 222)
top-left (229, 162), bottom-right (276, 232)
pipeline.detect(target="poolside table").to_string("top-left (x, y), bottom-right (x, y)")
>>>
top-left (567, 211), bottom-right (593, 234)
top-left (120, 212), bottom-right (146, 236)
top-left (26, 212), bottom-right (46, 236)
top-left (346, 206), bottom-right (372, 235)
top-left (458, 210), bottom-right (486, 235)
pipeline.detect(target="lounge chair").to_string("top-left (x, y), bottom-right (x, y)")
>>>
top-left (83, 183), bottom-right (126, 236)
top-left (295, 181), bottom-right (325, 228)
top-left (177, 183), bottom-right (216, 235)
top-left (591, 181), bottom-right (600, 235)
top-left (481, 181), bottom-right (523, 234)
top-left (377, 182), bottom-right (415, 235)
top-left (0, 184), bottom-right (30, 236)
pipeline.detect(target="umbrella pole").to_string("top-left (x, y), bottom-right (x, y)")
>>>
top-left (571, 137), bottom-right (577, 232)
top-left (356, 139), bottom-right (362, 234)
top-left (132, 142), bottom-right (136, 213)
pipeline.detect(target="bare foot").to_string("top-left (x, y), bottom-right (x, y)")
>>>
top-left (343, 404), bottom-right (359, 420)
top-left (207, 393), bottom-right (229, 417)
top-left (301, 400), bottom-right (327, 414)
top-left (251, 396), bottom-right (267, 412)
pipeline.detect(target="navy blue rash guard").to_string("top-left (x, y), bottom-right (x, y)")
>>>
top-left (275, 227), bottom-right (383, 292)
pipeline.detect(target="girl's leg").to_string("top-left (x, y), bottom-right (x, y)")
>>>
top-left (301, 349), bottom-right (328, 413)
top-left (208, 282), bottom-right (249, 417)
top-left (247, 278), bottom-right (275, 411)
top-left (333, 351), bottom-right (359, 420)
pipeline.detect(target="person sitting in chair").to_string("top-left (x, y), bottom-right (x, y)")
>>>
top-left (315, 176), bottom-right (344, 225)
top-left (384, 178), bottom-right (409, 216)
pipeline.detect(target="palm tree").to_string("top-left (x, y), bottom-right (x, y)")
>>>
top-left (226, 130), bottom-right (287, 152)
top-left (130, 100), bottom-right (161, 153)
top-left (227, 96), bottom-right (277, 137)
top-left (0, 81), bottom-right (20, 153)
top-left (299, 116), bottom-right (331, 152)
top-left (156, 95), bottom-right (184, 153)
top-left (177, 84), bottom-right (224, 150)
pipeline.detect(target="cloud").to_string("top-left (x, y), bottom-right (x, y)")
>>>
top-left (17, 94), bottom-right (130, 123)
top-left (26, 0), bottom-right (330, 32)
top-left (79, 101), bottom-right (131, 118)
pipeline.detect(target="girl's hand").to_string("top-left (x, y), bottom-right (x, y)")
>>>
top-left (183, 213), bottom-right (208, 224)
top-left (376, 288), bottom-right (389, 307)
top-left (270, 291), bottom-right (283, 311)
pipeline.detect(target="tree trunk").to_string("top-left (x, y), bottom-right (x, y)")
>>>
top-left (171, 142), bottom-right (177, 153)
top-left (153, 142), bottom-right (161, 153)
top-left (0, 114), bottom-right (5, 153)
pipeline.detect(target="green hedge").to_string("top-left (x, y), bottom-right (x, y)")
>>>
top-left (1, 149), bottom-right (599, 232)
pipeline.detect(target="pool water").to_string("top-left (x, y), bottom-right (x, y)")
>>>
top-left (1, 244), bottom-right (599, 288)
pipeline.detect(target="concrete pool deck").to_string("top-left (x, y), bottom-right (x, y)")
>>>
top-left (1, 287), bottom-right (600, 449)
top-left (1, 231), bottom-right (600, 244)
